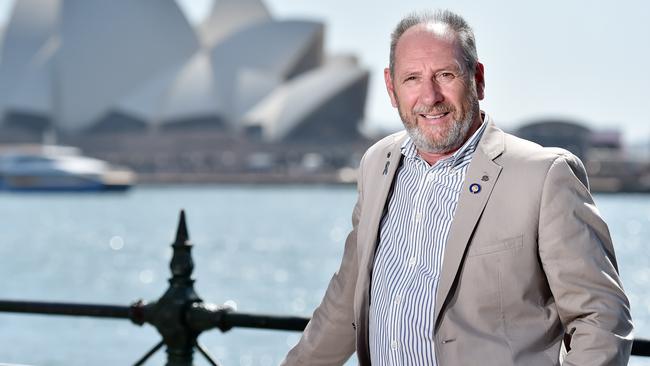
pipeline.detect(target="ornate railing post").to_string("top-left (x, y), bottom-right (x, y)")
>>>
top-left (130, 210), bottom-right (228, 366)
top-left (147, 210), bottom-right (200, 365)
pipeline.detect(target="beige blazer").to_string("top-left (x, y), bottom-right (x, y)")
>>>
top-left (282, 120), bottom-right (633, 366)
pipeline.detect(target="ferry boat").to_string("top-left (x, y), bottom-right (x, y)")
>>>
top-left (0, 144), bottom-right (136, 192)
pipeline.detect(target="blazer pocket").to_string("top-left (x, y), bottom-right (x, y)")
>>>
top-left (467, 235), bottom-right (523, 257)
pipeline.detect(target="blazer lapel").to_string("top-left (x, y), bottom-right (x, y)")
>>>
top-left (359, 133), bottom-right (405, 275)
top-left (355, 133), bottom-right (405, 366)
top-left (434, 121), bottom-right (505, 327)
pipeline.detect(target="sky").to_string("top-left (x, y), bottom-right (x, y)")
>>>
top-left (1, 0), bottom-right (649, 142)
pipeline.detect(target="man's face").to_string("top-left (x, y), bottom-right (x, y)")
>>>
top-left (385, 26), bottom-right (485, 154)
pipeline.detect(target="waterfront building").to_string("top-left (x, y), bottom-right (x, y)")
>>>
top-left (515, 120), bottom-right (650, 192)
top-left (0, 0), bottom-right (371, 183)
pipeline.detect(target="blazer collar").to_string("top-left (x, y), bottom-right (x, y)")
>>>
top-left (475, 114), bottom-right (505, 161)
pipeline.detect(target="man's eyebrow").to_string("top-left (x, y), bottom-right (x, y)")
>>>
top-left (400, 70), bottom-right (421, 76)
top-left (398, 64), bottom-right (461, 78)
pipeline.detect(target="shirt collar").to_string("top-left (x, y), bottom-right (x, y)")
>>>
top-left (400, 112), bottom-right (490, 169)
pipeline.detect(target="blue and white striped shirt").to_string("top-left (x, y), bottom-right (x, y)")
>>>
top-left (369, 119), bottom-right (488, 365)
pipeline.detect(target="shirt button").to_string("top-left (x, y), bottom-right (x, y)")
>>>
top-left (414, 212), bottom-right (422, 222)
top-left (391, 340), bottom-right (398, 350)
top-left (408, 257), bottom-right (417, 267)
top-left (394, 295), bottom-right (401, 305)
top-left (426, 174), bottom-right (434, 182)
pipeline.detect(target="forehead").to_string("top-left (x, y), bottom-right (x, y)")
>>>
top-left (394, 24), bottom-right (462, 71)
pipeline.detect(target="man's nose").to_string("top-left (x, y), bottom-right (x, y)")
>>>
top-left (419, 79), bottom-right (444, 105)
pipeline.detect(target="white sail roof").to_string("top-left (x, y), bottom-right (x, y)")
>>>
top-left (4, 36), bottom-right (58, 115)
top-left (199, 0), bottom-right (270, 47)
top-left (0, 0), bottom-right (61, 118)
top-left (55, 0), bottom-right (199, 130)
top-left (210, 20), bottom-right (324, 123)
top-left (114, 50), bottom-right (221, 126)
top-left (113, 63), bottom-right (182, 124)
top-left (244, 57), bottom-right (368, 141)
top-left (159, 50), bottom-right (221, 124)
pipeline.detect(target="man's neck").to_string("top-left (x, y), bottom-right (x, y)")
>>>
top-left (417, 149), bottom-right (455, 166)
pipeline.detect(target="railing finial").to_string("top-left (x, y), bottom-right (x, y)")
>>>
top-left (175, 209), bottom-right (189, 244)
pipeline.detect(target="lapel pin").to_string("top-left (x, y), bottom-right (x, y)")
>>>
top-left (469, 183), bottom-right (481, 194)
top-left (481, 175), bottom-right (489, 182)
top-left (383, 161), bottom-right (390, 175)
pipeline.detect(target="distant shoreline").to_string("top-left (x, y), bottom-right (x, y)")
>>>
top-left (136, 172), bottom-right (356, 186)
top-left (135, 173), bottom-right (650, 194)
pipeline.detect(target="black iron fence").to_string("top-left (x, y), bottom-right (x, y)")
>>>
top-left (0, 211), bottom-right (648, 365)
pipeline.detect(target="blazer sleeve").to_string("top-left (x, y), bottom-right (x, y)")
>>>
top-left (281, 153), bottom-right (367, 365)
top-left (538, 153), bottom-right (634, 365)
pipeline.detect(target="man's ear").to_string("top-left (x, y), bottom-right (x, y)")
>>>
top-left (384, 68), bottom-right (398, 108)
top-left (474, 61), bottom-right (485, 100)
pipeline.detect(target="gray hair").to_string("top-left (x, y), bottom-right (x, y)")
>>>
top-left (389, 9), bottom-right (478, 78)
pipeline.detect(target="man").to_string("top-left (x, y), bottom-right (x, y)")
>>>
top-left (282, 9), bottom-right (633, 366)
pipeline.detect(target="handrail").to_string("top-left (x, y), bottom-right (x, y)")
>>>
top-left (0, 300), bottom-right (131, 319)
top-left (0, 300), bottom-right (310, 332)
top-left (633, 339), bottom-right (650, 357)
top-left (0, 210), bottom-right (648, 364)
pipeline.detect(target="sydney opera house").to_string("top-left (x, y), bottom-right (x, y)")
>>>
top-left (0, 0), bottom-right (372, 182)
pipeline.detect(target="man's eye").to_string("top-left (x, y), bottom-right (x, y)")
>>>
top-left (436, 72), bottom-right (456, 82)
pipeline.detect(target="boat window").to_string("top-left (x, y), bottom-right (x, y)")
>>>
top-left (12, 156), bottom-right (53, 164)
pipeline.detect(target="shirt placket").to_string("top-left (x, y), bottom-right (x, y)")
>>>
top-left (393, 161), bottom-right (438, 365)
top-left (418, 164), bottom-right (445, 340)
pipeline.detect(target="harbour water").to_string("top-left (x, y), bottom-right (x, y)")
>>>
top-left (0, 186), bottom-right (648, 365)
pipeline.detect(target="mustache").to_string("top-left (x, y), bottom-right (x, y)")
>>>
top-left (412, 103), bottom-right (456, 115)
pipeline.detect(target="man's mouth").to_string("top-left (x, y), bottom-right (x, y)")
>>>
top-left (420, 112), bottom-right (449, 119)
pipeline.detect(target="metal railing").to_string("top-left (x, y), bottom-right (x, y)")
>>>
top-left (0, 211), bottom-right (308, 366)
top-left (0, 210), bottom-right (648, 365)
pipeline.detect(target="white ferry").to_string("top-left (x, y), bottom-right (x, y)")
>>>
top-left (0, 144), bottom-right (136, 192)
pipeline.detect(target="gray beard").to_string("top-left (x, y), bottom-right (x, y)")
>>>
top-left (405, 97), bottom-right (478, 154)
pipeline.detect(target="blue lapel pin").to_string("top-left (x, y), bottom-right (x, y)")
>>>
top-left (469, 183), bottom-right (481, 194)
